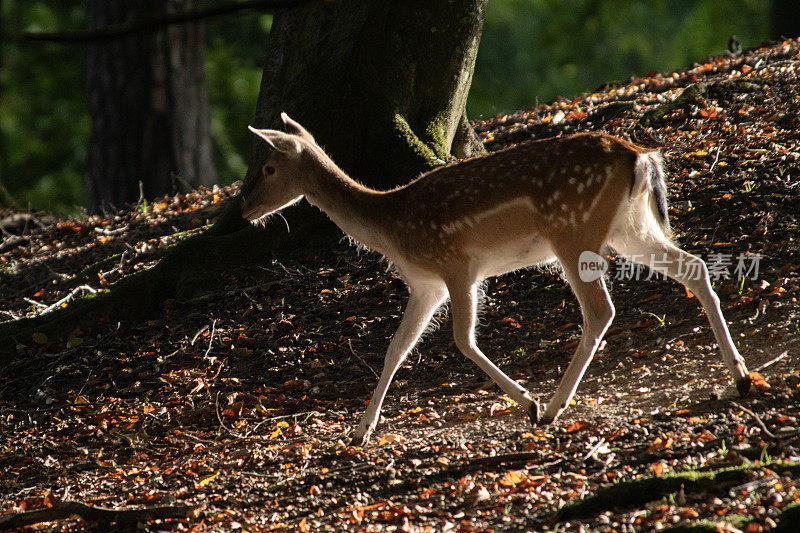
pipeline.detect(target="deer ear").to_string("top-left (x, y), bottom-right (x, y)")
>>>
top-left (280, 112), bottom-right (315, 142)
top-left (248, 126), bottom-right (301, 154)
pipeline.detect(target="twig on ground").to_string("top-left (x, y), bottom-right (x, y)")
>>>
top-left (204, 319), bottom-right (217, 358)
top-left (0, 501), bottom-right (199, 530)
top-left (754, 351), bottom-right (788, 372)
top-left (29, 285), bottom-right (98, 316)
top-left (23, 297), bottom-right (48, 309)
top-left (581, 437), bottom-right (607, 462)
top-left (709, 144), bottom-right (722, 173)
top-left (348, 339), bottom-right (379, 379)
top-left (731, 401), bottom-right (800, 441)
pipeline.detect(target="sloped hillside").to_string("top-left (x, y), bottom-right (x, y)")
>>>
top-left (1, 39), bottom-right (799, 532)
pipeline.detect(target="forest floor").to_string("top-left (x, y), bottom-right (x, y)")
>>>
top-left (2, 39), bottom-right (800, 532)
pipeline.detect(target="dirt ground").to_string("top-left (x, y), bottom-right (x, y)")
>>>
top-left (1, 39), bottom-right (800, 532)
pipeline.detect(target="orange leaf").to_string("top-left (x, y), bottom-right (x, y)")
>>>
top-left (378, 433), bottom-right (406, 446)
top-left (498, 469), bottom-right (527, 487)
top-left (747, 371), bottom-right (770, 391)
top-left (647, 436), bottom-right (673, 453)
top-left (565, 420), bottom-right (590, 433)
top-left (650, 462), bottom-right (666, 476)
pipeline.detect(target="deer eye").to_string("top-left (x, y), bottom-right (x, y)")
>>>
top-left (263, 164), bottom-right (275, 176)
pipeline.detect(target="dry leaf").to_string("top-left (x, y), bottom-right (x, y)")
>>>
top-left (498, 470), bottom-right (527, 487)
top-left (565, 420), bottom-right (590, 433)
top-left (378, 433), bottom-right (406, 446)
top-left (747, 371), bottom-right (770, 391)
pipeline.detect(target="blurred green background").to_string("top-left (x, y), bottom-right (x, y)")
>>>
top-left (0, 0), bottom-right (770, 214)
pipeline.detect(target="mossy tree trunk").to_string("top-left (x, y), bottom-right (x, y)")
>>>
top-left (216, 0), bottom-right (487, 234)
top-left (1, 0), bottom-right (488, 352)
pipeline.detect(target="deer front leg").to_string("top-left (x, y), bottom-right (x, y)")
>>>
top-left (350, 284), bottom-right (447, 446)
top-left (538, 260), bottom-right (615, 425)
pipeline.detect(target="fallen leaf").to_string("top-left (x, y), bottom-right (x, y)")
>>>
top-left (565, 420), bottom-right (590, 433)
top-left (198, 470), bottom-right (220, 487)
top-left (498, 470), bottom-right (527, 487)
top-left (747, 371), bottom-right (770, 391)
top-left (378, 433), bottom-right (406, 446)
top-left (647, 436), bottom-right (673, 453)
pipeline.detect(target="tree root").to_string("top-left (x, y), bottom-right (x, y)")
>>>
top-left (0, 206), bottom-right (334, 360)
top-left (552, 461), bottom-right (800, 522)
top-left (0, 501), bottom-right (198, 529)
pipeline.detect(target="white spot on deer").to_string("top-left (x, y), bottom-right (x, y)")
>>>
top-left (582, 211), bottom-right (591, 223)
top-left (577, 182), bottom-right (585, 193)
top-left (568, 177), bottom-right (576, 185)
top-left (430, 221), bottom-right (437, 229)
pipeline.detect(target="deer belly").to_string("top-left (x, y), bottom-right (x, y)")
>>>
top-left (467, 235), bottom-right (555, 278)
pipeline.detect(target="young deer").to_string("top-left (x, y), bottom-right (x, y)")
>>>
top-left (243, 113), bottom-right (751, 446)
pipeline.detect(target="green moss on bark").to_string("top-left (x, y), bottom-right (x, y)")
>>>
top-left (553, 462), bottom-right (800, 522)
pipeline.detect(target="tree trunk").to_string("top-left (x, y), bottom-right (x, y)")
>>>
top-left (250, 0), bottom-right (486, 187)
top-left (86, 0), bottom-right (217, 214)
top-left (213, 0), bottom-right (487, 235)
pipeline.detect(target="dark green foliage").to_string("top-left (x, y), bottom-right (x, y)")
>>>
top-left (469, 0), bottom-right (770, 117)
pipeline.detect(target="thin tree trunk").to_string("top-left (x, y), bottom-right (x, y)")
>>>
top-left (86, 0), bottom-right (217, 214)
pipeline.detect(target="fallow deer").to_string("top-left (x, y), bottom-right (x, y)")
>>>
top-left (242, 113), bottom-right (750, 446)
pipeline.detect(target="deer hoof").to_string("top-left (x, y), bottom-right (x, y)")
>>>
top-left (349, 430), bottom-right (371, 447)
top-left (736, 375), bottom-right (752, 396)
top-left (528, 399), bottom-right (542, 426)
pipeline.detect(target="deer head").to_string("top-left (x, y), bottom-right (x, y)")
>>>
top-left (241, 113), bottom-right (316, 222)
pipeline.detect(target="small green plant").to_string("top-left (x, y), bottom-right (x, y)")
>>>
top-left (759, 445), bottom-right (771, 463)
top-left (737, 276), bottom-right (747, 295)
top-left (138, 198), bottom-right (148, 214)
top-left (742, 181), bottom-right (754, 193)
top-left (640, 310), bottom-right (666, 328)
top-left (719, 439), bottom-right (729, 457)
top-left (511, 347), bottom-right (526, 358)
top-left (669, 397), bottom-right (679, 410)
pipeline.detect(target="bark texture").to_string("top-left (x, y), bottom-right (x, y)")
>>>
top-left (86, 0), bottom-right (217, 214)
top-left (246, 0), bottom-right (487, 192)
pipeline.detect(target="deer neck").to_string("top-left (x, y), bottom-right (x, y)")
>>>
top-left (303, 156), bottom-right (392, 253)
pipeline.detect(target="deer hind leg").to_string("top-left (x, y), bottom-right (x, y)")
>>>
top-left (539, 248), bottom-right (616, 424)
top-left (351, 281), bottom-right (448, 446)
top-left (615, 236), bottom-right (750, 392)
top-left (448, 280), bottom-right (537, 413)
